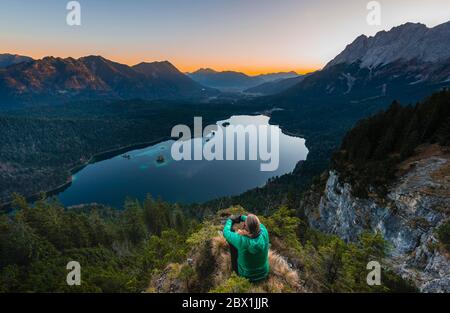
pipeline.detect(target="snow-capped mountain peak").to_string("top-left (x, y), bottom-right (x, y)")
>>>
top-left (325, 21), bottom-right (450, 69)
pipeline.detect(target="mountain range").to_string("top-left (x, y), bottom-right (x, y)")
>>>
top-left (326, 22), bottom-right (450, 69)
top-left (0, 55), bottom-right (217, 106)
top-left (278, 22), bottom-right (450, 104)
top-left (244, 75), bottom-right (307, 95)
top-left (188, 68), bottom-right (299, 92)
top-left (3, 21), bottom-right (448, 109)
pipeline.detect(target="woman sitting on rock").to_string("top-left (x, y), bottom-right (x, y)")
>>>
top-left (223, 214), bottom-right (270, 282)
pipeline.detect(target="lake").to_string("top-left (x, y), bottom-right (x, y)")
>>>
top-left (57, 115), bottom-right (309, 207)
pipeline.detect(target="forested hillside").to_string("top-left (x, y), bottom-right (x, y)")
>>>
top-left (333, 89), bottom-right (450, 197)
top-left (0, 100), bottom-right (256, 205)
top-left (0, 195), bottom-right (415, 293)
top-left (298, 90), bottom-right (450, 292)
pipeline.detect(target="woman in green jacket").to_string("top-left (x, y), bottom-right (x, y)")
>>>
top-left (223, 214), bottom-right (270, 282)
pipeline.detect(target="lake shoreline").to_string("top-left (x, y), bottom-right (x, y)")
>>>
top-left (1, 110), bottom-right (306, 211)
top-left (0, 136), bottom-right (174, 211)
top-left (0, 114), bottom-right (236, 210)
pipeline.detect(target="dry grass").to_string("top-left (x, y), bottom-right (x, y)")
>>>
top-left (147, 206), bottom-right (308, 293)
top-left (431, 161), bottom-right (450, 185)
top-left (397, 144), bottom-right (448, 175)
top-left (209, 236), bottom-right (306, 293)
top-left (147, 236), bottom-right (307, 293)
top-left (396, 144), bottom-right (450, 199)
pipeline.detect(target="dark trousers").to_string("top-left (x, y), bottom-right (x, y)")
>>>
top-left (228, 222), bottom-right (239, 273)
top-left (229, 242), bottom-right (239, 274)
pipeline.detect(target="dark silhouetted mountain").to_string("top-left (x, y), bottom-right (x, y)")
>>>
top-left (132, 61), bottom-right (208, 95)
top-left (256, 71), bottom-right (299, 82)
top-left (188, 68), bottom-right (262, 92)
top-left (188, 68), bottom-right (298, 92)
top-left (245, 74), bottom-right (306, 95)
top-left (0, 56), bottom-right (216, 106)
top-left (0, 53), bottom-right (33, 68)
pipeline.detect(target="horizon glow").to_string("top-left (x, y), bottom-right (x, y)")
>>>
top-left (1, 0), bottom-right (449, 75)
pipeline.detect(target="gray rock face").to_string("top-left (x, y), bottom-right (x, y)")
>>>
top-left (326, 22), bottom-right (450, 69)
top-left (305, 155), bottom-right (450, 292)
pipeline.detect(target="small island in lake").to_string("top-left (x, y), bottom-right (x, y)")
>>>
top-left (156, 155), bottom-right (165, 164)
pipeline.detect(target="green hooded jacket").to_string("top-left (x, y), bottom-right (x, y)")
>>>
top-left (223, 215), bottom-right (270, 282)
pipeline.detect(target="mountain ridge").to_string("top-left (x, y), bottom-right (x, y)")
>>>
top-left (244, 75), bottom-right (307, 95)
top-left (188, 68), bottom-right (299, 92)
top-left (271, 20), bottom-right (450, 110)
top-left (325, 21), bottom-right (450, 69)
top-left (0, 56), bottom-right (215, 106)
top-left (0, 53), bottom-right (33, 68)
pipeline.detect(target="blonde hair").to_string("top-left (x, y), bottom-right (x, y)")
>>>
top-left (245, 214), bottom-right (261, 238)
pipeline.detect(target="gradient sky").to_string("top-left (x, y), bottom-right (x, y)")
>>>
top-left (1, 0), bottom-right (449, 74)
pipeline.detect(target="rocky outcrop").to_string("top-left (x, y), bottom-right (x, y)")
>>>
top-left (305, 148), bottom-right (450, 292)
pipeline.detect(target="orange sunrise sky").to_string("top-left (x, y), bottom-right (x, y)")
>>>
top-left (1, 0), bottom-right (449, 75)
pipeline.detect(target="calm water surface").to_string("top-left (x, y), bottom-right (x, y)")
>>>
top-left (57, 115), bottom-right (308, 207)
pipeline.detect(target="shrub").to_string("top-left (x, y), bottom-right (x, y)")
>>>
top-left (210, 273), bottom-right (253, 293)
top-left (437, 220), bottom-right (450, 251)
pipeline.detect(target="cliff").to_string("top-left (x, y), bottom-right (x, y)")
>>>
top-left (304, 145), bottom-right (449, 292)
